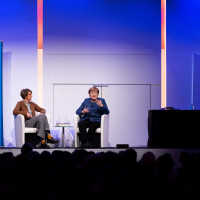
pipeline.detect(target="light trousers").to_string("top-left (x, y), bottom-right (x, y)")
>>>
top-left (25, 114), bottom-right (50, 139)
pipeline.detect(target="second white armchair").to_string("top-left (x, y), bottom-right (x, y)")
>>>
top-left (74, 114), bottom-right (110, 148)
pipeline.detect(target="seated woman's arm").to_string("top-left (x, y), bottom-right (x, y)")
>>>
top-left (13, 102), bottom-right (27, 117)
top-left (33, 102), bottom-right (46, 114)
top-left (100, 98), bottom-right (110, 115)
top-left (76, 100), bottom-right (86, 116)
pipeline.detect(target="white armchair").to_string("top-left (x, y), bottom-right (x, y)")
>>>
top-left (14, 114), bottom-right (50, 147)
top-left (74, 114), bottom-right (110, 148)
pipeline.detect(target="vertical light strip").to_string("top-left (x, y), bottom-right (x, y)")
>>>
top-left (161, 0), bottom-right (166, 108)
top-left (0, 41), bottom-right (3, 146)
top-left (38, 49), bottom-right (43, 106)
top-left (37, 0), bottom-right (43, 107)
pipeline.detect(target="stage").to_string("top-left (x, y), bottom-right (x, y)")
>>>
top-left (1, 147), bottom-right (200, 170)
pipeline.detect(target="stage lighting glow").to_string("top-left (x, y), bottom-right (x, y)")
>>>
top-left (38, 49), bottom-right (43, 107)
top-left (37, 0), bottom-right (43, 106)
top-left (0, 41), bottom-right (3, 146)
top-left (37, 0), bottom-right (43, 49)
top-left (161, 0), bottom-right (166, 108)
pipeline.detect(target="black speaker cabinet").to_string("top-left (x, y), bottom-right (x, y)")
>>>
top-left (148, 110), bottom-right (200, 148)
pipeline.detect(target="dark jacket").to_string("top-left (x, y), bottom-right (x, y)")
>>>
top-left (76, 98), bottom-right (109, 123)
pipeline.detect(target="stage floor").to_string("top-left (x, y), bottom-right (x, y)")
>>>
top-left (1, 147), bottom-right (200, 170)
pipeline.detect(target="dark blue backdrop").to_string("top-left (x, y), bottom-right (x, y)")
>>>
top-left (167, 0), bottom-right (200, 109)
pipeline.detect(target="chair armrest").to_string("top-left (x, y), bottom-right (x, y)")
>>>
top-left (14, 114), bottom-right (25, 147)
top-left (101, 114), bottom-right (110, 147)
top-left (74, 114), bottom-right (80, 147)
top-left (74, 114), bottom-right (80, 129)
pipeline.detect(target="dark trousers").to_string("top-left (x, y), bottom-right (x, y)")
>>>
top-left (78, 119), bottom-right (100, 144)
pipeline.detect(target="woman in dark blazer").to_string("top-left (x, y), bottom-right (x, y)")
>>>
top-left (76, 87), bottom-right (110, 147)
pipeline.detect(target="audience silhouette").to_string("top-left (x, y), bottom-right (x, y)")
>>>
top-left (0, 143), bottom-right (200, 199)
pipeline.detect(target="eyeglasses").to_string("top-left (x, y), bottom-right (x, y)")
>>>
top-left (90, 91), bottom-right (98, 94)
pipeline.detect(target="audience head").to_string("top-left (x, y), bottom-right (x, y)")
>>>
top-left (157, 153), bottom-right (174, 175)
top-left (21, 142), bottom-right (33, 155)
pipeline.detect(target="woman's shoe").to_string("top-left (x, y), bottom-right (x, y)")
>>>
top-left (47, 137), bottom-right (59, 144)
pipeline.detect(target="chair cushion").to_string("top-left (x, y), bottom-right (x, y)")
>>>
top-left (25, 127), bottom-right (38, 133)
top-left (76, 128), bottom-right (101, 133)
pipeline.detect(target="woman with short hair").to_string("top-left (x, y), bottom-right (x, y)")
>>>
top-left (76, 87), bottom-right (110, 148)
top-left (13, 88), bottom-right (59, 148)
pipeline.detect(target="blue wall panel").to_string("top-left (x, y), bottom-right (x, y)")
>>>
top-left (167, 0), bottom-right (200, 109)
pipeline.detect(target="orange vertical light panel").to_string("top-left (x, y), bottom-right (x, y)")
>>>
top-left (37, 0), bottom-right (43, 49)
top-left (37, 0), bottom-right (43, 107)
top-left (161, 0), bottom-right (166, 108)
